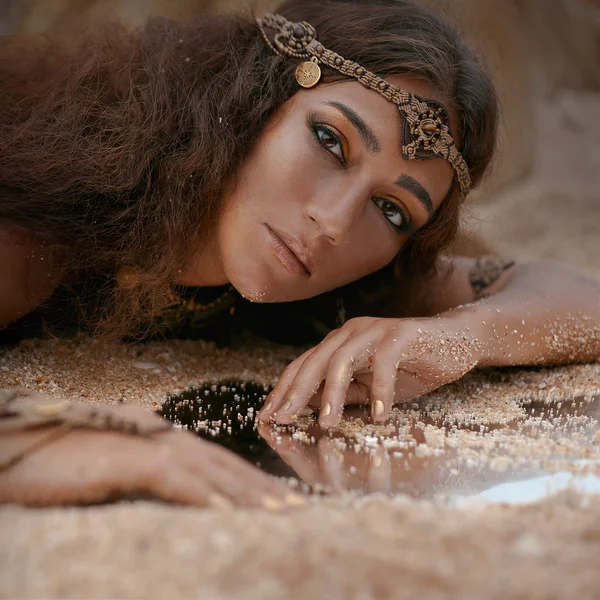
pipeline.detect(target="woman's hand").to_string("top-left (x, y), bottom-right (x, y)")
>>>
top-left (258, 316), bottom-right (481, 427)
top-left (0, 403), bottom-right (301, 510)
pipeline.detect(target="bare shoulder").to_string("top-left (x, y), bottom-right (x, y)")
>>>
top-left (413, 255), bottom-right (516, 316)
top-left (0, 226), bottom-right (65, 327)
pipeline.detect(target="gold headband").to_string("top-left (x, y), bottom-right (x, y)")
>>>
top-left (257, 13), bottom-right (472, 195)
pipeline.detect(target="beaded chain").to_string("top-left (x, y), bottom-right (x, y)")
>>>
top-left (178, 285), bottom-right (237, 328)
top-left (257, 13), bottom-right (472, 195)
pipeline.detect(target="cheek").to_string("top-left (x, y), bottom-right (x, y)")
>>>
top-left (322, 216), bottom-right (404, 288)
top-left (332, 236), bottom-right (402, 285)
top-left (255, 134), bottom-right (321, 205)
top-left (213, 184), bottom-right (261, 295)
top-left (234, 129), bottom-right (317, 215)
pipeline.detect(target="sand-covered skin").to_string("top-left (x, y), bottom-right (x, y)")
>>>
top-left (1, 87), bottom-right (600, 599)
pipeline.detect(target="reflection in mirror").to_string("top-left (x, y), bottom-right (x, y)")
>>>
top-left (160, 382), bottom-right (600, 504)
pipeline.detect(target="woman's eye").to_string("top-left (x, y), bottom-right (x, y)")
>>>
top-left (315, 126), bottom-right (345, 164)
top-left (373, 197), bottom-right (407, 229)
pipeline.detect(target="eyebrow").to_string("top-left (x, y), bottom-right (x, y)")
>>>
top-left (324, 100), bottom-right (382, 153)
top-left (395, 173), bottom-right (433, 215)
top-left (323, 100), bottom-right (433, 217)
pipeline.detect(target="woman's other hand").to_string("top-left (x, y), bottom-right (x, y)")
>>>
top-left (0, 403), bottom-right (301, 510)
top-left (258, 316), bottom-right (481, 427)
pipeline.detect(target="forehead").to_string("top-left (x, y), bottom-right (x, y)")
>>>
top-left (287, 76), bottom-right (456, 209)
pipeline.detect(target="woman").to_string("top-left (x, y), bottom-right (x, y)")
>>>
top-left (0, 0), bottom-right (598, 509)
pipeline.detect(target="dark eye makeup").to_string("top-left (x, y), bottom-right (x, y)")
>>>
top-left (309, 121), bottom-right (348, 167)
top-left (372, 197), bottom-right (411, 233)
top-left (306, 113), bottom-right (413, 235)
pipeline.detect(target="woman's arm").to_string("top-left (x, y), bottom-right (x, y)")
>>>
top-left (0, 226), bottom-right (63, 327)
top-left (421, 257), bottom-right (600, 366)
top-left (0, 390), bottom-right (301, 509)
top-left (259, 257), bottom-right (600, 427)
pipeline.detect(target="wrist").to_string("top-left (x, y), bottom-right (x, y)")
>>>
top-left (437, 304), bottom-right (491, 368)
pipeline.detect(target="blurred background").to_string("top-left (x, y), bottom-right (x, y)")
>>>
top-left (1, 0), bottom-right (599, 273)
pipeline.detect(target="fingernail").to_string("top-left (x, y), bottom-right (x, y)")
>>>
top-left (282, 400), bottom-right (292, 411)
top-left (372, 455), bottom-right (383, 468)
top-left (262, 400), bottom-right (273, 412)
top-left (374, 400), bottom-right (385, 417)
top-left (284, 493), bottom-right (306, 508)
top-left (262, 495), bottom-right (285, 512)
top-left (321, 402), bottom-right (331, 417)
top-left (34, 401), bottom-right (69, 416)
top-left (208, 493), bottom-right (233, 510)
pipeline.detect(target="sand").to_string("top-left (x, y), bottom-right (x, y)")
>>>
top-left (2, 496), bottom-right (600, 600)
top-left (1, 90), bottom-right (599, 599)
top-left (470, 89), bottom-right (600, 279)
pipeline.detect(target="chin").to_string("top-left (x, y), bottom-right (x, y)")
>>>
top-left (235, 283), bottom-right (272, 303)
top-left (225, 265), bottom-right (273, 303)
top-left (226, 268), bottom-right (312, 304)
top-left (232, 279), bottom-right (301, 303)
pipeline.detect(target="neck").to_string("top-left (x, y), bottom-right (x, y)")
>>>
top-left (174, 239), bottom-right (228, 288)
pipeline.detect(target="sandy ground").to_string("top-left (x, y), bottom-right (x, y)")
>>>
top-left (1, 89), bottom-right (599, 599)
top-left (471, 89), bottom-right (600, 278)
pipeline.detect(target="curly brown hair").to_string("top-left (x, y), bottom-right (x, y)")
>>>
top-left (0, 0), bottom-right (498, 339)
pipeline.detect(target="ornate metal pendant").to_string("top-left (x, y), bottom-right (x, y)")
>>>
top-left (295, 57), bottom-right (321, 88)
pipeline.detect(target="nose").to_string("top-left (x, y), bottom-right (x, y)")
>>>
top-left (303, 182), bottom-right (365, 245)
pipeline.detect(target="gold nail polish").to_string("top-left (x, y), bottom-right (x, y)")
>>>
top-left (262, 495), bottom-right (285, 512)
top-left (374, 400), bottom-right (385, 417)
top-left (372, 455), bottom-right (383, 468)
top-left (35, 401), bottom-right (69, 416)
top-left (282, 400), bottom-right (292, 411)
top-left (321, 403), bottom-right (331, 417)
top-left (208, 493), bottom-right (233, 510)
top-left (263, 400), bottom-right (273, 412)
top-left (284, 493), bottom-right (307, 508)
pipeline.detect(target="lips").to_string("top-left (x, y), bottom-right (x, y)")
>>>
top-left (266, 225), bottom-right (312, 276)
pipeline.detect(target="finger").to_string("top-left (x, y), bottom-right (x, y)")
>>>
top-left (318, 332), bottom-right (385, 427)
top-left (369, 347), bottom-right (400, 422)
top-left (261, 327), bottom-right (348, 420)
top-left (306, 374), bottom-right (371, 423)
top-left (367, 447), bottom-right (392, 495)
top-left (194, 440), bottom-right (297, 508)
top-left (271, 328), bottom-right (352, 424)
top-left (174, 432), bottom-right (302, 509)
top-left (95, 434), bottom-right (216, 507)
top-left (257, 423), bottom-right (325, 487)
top-left (317, 437), bottom-right (347, 494)
top-left (343, 451), bottom-right (370, 493)
top-left (258, 346), bottom-right (315, 420)
top-left (149, 464), bottom-right (216, 508)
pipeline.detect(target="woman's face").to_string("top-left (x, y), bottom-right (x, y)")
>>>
top-left (187, 76), bottom-right (455, 302)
